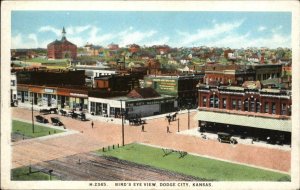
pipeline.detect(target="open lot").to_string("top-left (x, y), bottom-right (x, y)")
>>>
top-left (11, 107), bottom-right (291, 176)
top-left (98, 143), bottom-right (290, 181)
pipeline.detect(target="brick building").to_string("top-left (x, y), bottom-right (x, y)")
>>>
top-left (204, 64), bottom-right (255, 86)
top-left (47, 27), bottom-right (77, 59)
top-left (196, 81), bottom-right (291, 144)
top-left (94, 73), bottom-right (144, 92)
top-left (203, 63), bottom-right (282, 86)
top-left (144, 74), bottom-right (204, 108)
top-left (16, 70), bottom-right (85, 86)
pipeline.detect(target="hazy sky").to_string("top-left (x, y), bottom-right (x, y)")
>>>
top-left (11, 11), bottom-right (291, 49)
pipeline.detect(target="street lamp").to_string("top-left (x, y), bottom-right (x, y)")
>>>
top-left (120, 99), bottom-right (124, 146)
top-left (177, 118), bottom-right (180, 132)
top-left (188, 103), bottom-right (191, 130)
top-left (31, 94), bottom-right (35, 133)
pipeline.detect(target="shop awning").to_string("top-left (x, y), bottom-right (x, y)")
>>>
top-left (194, 111), bottom-right (291, 132)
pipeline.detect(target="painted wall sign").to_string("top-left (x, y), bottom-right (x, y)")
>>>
top-left (70, 93), bottom-right (88, 98)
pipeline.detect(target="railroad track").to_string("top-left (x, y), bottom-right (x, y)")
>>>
top-left (33, 152), bottom-right (204, 181)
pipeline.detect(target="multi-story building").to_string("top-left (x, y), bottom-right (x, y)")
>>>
top-left (204, 64), bottom-right (255, 86)
top-left (144, 74), bottom-right (204, 108)
top-left (252, 64), bottom-right (282, 81)
top-left (196, 81), bottom-right (291, 144)
top-left (47, 27), bottom-right (77, 59)
top-left (15, 69), bottom-right (88, 110)
top-left (94, 73), bottom-right (144, 92)
top-left (16, 70), bottom-right (85, 86)
top-left (72, 64), bottom-right (117, 87)
top-left (203, 63), bottom-right (283, 86)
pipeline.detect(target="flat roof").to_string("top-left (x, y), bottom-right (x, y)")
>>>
top-left (91, 94), bottom-right (175, 102)
top-left (194, 111), bottom-right (291, 132)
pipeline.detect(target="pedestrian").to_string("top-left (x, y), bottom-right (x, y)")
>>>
top-left (167, 126), bottom-right (170, 133)
top-left (168, 117), bottom-right (171, 125)
top-left (142, 124), bottom-right (145, 132)
top-left (91, 121), bottom-right (94, 128)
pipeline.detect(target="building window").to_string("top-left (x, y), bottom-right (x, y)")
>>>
top-left (24, 92), bottom-right (29, 102)
top-left (209, 96), bottom-right (214, 107)
top-left (237, 100), bottom-right (242, 110)
top-left (244, 100), bottom-right (249, 111)
top-left (272, 103), bottom-right (276, 114)
top-left (222, 98), bottom-right (226, 109)
top-left (210, 95), bottom-right (219, 108)
top-left (250, 100), bottom-right (255, 112)
top-left (95, 103), bottom-right (102, 115)
top-left (232, 99), bottom-right (236, 110)
top-left (57, 96), bottom-right (61, 105)
top-left (281, 104), bottom-right (286, 115)
top-left (264, 102), bottom-right (269, 113)
top-left (110, 107), bottom-right (115, 117)
top-left (202, 96), bottom-right (207, 107)
top-left (65, 97), bottom-right (70, 107)
top-left (17, 91), bottom-right (21, 100)
top-left (256, 102), bottom-right (261, 113)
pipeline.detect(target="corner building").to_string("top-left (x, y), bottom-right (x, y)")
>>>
top-left (195, 81), bottom-right (291, 144)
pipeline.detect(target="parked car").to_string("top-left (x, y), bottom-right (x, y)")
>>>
top-left (50, 117), bottom-right (64, 126)
top-left (39, 108), bottom-right (58, 115)
top-left (217, 132), bottom-right (238, 144)
top-left (77, 113), bottom-right (86, 121)
top-left (35, 115), bottom-right (49, 123)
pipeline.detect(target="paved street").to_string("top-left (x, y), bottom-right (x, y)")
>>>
top-left (11, 107), bottom-right (290, 173)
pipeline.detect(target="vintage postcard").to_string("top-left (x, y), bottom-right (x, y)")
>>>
top-left (1, 1), bottom-right (300, 190)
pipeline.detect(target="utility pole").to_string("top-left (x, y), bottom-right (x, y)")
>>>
top-left (120, 99), bottom-right (124, 146)
top-left (188, 104), bottom-right (190, 130)
top-left (31, 94), bottom-right (35, 133)
top-left (177, 118), bottom-right (180, 132)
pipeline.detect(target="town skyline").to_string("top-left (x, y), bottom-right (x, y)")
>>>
top-left (12, 11), bottom-right (291, 49)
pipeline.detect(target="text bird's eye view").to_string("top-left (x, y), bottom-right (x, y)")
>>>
top-left (2, 2), bottom-right (300, 190)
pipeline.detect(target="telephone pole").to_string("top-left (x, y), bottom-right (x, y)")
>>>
top-left (120, 99), bottom-right (124, 146)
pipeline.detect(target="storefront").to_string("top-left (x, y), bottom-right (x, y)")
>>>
top-left (57, 88), bottom-right (88, 111)
top-left (89, 95), bottom-right (177, 118)
top-left (17, 84), bottom-right (88, 110)
top-left (17, 85), bottom-right (58, 108)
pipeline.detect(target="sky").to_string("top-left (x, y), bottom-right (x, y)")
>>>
top-left (11, 11), bottom-right (291, 49)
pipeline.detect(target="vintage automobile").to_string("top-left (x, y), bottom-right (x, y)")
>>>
top-left (35, 115), bottom-right (49, 123)
top-left (76, 113), bottom-right (86, 121)
top-left (217, 132), bottom-right (238, 144)
top-left (39, 108), bottom-right (58, 115)
top-left (50, 117), bottom-right (64, 126)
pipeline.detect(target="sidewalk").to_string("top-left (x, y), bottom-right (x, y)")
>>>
top-left (179, 127), bottom-right (291, 151)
